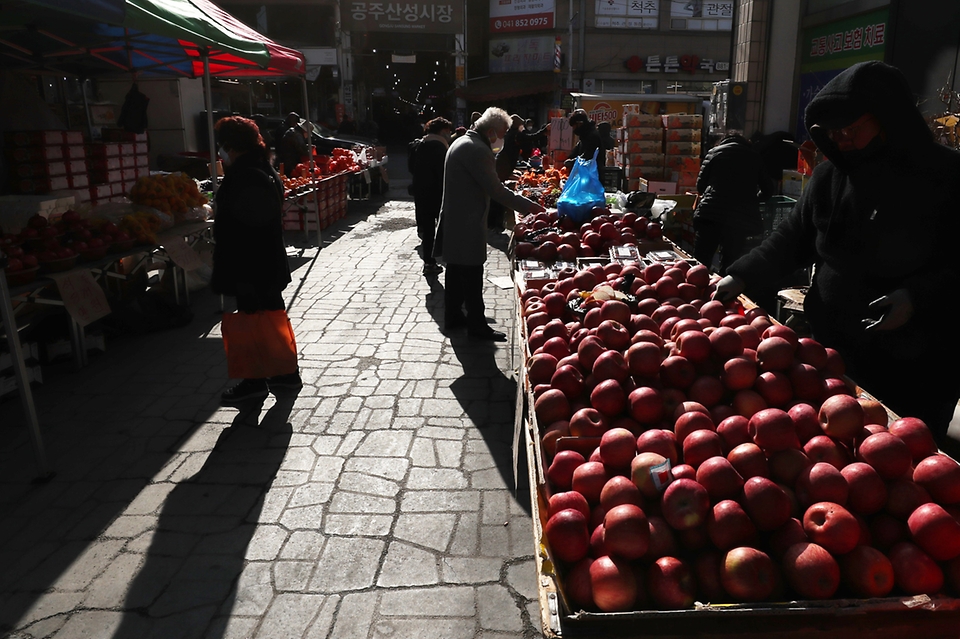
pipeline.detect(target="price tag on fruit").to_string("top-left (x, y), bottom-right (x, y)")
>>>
top-left (49, 269), bottom-right (111, 328)
top-left (160, 236), bottom-right (204, 271)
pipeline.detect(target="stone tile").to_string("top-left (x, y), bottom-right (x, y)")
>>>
top-left (409, 437), bottom-right (436, 467)
top-left (102, 515), bottom-right (157, 539)
top-left (309, 537), bottom-right (385, 593)
top-left (375, 541), bottom-right (439, 587)
top-left (406, 468), bottom-right (468, 489)
top-left (287, 482), bottom-right (335, 508)
top-left (309, 456), bottom-right (346, 482)
top-left (273, 561), bottom-right (315, 592)
top-left (324, 514), bottom-right (393, 537)
top-left (506, 559), bottom-right (538, 601)
top-left (379, 586), bottom-right (475, 617)
top-left (52, 539), bottom-right (126, 591)
top-left (392, 513), bottom-right (455, 552)
top-left (328, 492), bottom-right (396, 514)
top-left (52, 610), bottom-right (126, 638)
top-left (400, 490), bottom-right (480, 513)
top-left (441, 557), bottom-right (503, 585)
top-left (16, 592), bottom-right (85, 627)
top-left (279, 505), bottom-right (326, 530)
top-left (449, 513), bottom-right (480, 556)
top-left (344, 456), bottom-right (409, 481)
top-left (329, 591), bottom-right (378, 639)
top-left (354, 431), bottom-right (413, 457)
top-left (245, 525), bottom-right (288, 561)
top-left (337, 472), bottom-right (399, 497)
top-left (83, 552), bottom-right (145, 608)
top-left (477, 584), bottom-right (523, 632)
top-left (372, 618), bottom-right (475, 639)
top-left (279, 530), bottom-right (326, 561)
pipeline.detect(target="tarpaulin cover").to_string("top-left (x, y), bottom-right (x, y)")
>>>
top-left (0, 0), bottom-right (305, 78)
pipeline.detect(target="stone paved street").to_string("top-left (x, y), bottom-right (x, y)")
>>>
top-left (0, 167), bottom-right (543, 638)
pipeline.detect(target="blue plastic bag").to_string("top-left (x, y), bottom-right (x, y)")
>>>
top-left (556, 150), bottom-right (606, 224)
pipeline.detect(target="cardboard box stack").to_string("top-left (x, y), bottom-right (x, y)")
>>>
top-left (663, 114), bottom-right (703, 192)
top-left (4, 130), bottom-right (89, 196)
top-left (86, 130), bottom-right (149, 206)
top-left (620, 107), bottom-right (664, 192)
top-left (281, 173), bottom-right (348, 232)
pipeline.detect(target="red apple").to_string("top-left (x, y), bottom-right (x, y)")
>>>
top-left (600, 475), bottom-right (643, 510)
top-left (628, 387), bottom-right (664, 424)
top-left (674, 411), bottom-right (715, 445)
top-left (768, 518), bottom-right (808, 560)
top-left (841, 462), bottom-right (888, 515)
top-left (803, 502), bottom-right (859, 555)
top-left (782, 542), bottom-right (840, 599)
top-left (756, 336), bottom-right (795, 372)
top-left (604, 504), bottom-right (650, 560)
top-left (721, 546), bottom-right (778, 602)
top-left (661, 478), bottom-right (710, 530)
top-left (625, 341), bottom-right (662, 378)
top-left (789, 403), bottom-right (823, 444)
top-left (818, 394), bottom-right (864, 441)
top-left (795, 462), bottom-right (848, 508)
top-left (803, 435), bottom-right (850, 470)
top-left (545, 508), bottom-right (590, 562)
top-left (636, 430), bottom-right (678, 465)
top-left (590, 379), bottom-right (627, 418)
top-left (727, 443), bottom-right (769, 480)
top-left (722, 356), bottom-right (757, 391)
top-left (857, 431), bottom-right (912, 480)
top-left (732, 389), bottom-right (767, 419)
top-left (660, 355), bottom-right (696, 389)
top-left (768, 448), bottom-right (812, 488)
top-left (913, 454), bottom-right (960, 505)
top-left (590, 555), bottom-right (637, 611)
top-left (749, 408), bottom-right (800, 453)
top-left (549, 491), bottom-right (591, 520)
top-left (696, 456), bottom-right (745, 502)
top-left (707, 499), bottom-right (758, 550)
top-left (572, 461), bottom-right (610, 504)
top-left (551, 365), bottom-right (585, 400)
top-left (716, 415), bottom-right (752, 452)
top-left (857, 397), bottom-right (888, 427)
top-left (647, 556), bottom-right (696, 609)
top-left (547, 450), bottom-right (586, 491)
top-left (888, 417), bottom-right (937, 464)
top-left (569, 407), bottom-right (607, 437)
top-left (753, 371), bottom-right (793, 408)
top-left (599, 427), bottom-right (637, 468)
top-left (907, 502), bottom-right (960, 561)
top-left (840, 545), bottom-right (895, 598)
top-left (741, 476), bottom-right (791, 531)
top-left (631, 451), bottom-right (673, 498)
top-left (886, 478), bottom-right (933, 520)
top-left (535, 388), bottom-right (571, 426)
top-left (888, 541), bottom-right (944, 595)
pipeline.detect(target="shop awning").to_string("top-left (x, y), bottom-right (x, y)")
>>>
top-left (458, 71), bottom-right (559, 102)
top-left (0, 0), bottom-right (305, 78)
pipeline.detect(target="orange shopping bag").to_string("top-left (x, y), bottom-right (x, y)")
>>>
top-left (221, 310), bottom-right (298, 379)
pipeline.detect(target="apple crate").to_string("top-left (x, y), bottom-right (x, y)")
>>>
top-left (515, 261), bottom-right (960, 638)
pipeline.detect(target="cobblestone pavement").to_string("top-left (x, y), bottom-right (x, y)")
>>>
top-left (0, 184), bottom-right (543, 638)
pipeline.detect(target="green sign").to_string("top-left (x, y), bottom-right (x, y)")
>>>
top-left (800, 9), bottom-right (888, 73)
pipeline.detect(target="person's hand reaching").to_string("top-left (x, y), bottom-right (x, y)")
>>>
top-left (712, 274), bottom-right (746, 303)
top-left (862, 289), bottom-right (913, 331)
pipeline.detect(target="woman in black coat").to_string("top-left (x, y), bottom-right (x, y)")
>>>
top-left (411, 117), bottom-right (452, 275)
top-left (212, 116), bottom-right (299, 404)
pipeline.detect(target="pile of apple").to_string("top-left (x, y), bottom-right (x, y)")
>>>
top-left (0, 213), bottom-right (135, 274)
top-left (515, 209), bottom-right (663, 262)
top-left (526, 258), bottom-right (960, 613)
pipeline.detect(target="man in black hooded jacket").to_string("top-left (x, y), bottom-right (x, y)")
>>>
top-left (564, 110), bottom-right (606, 169)
top-left (693, 134), bottom-right (776, 273)
top-left (714, 61), bottom-right (960, 446)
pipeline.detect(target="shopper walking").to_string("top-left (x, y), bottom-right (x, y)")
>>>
top-left (713, 61), bottom-right (960, 446)
top-left (693, 134), bottom-right (776, 273)
top-left (410, 117), bottom-right (452, 275)
top-left (436, 107), bottom-right (544, 341)
top-left (211, 116), bottom-right (300, 404)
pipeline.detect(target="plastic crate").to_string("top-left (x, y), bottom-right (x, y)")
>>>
top-left (761, 195), bottom-right (796, 236)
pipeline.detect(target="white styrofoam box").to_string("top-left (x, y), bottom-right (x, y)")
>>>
top-left (0, 342), bottom-right (39, 371)
top-left (0, 365), bottom-right (43, 397)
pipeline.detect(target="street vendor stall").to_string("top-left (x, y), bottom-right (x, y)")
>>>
top-left (508, 203), bottom-right (960, 636)
top-left (0, 0), bottom-right (308, 475)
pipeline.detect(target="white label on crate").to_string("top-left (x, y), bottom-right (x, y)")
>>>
top-left (48, 270), bottom-right (111, 328)
top-left (161, 236), bottom-right (204, 272)
top-left (650, 459), bottom-right (674, 491)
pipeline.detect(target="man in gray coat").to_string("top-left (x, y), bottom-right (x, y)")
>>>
top-left (436, 107), bottom-right (544, 341)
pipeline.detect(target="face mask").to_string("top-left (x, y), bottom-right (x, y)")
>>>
top-left (491, 137), bottom-right (504, 153)
top-left (840, 135), bottom-right (886, 167)
top-left (218, 147), bottom-right (231, 165)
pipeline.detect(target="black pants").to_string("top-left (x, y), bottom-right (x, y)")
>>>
top-left (444, 263), bottom-right (485, 330)
top-left (414, 201), bottom-right (438, 265)
top-left (693, 218), bottom-right (750, 274)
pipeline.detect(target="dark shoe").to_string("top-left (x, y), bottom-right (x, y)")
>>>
top-left (468, 327), bottom-right (507, 342)
top-left (221, 379), bottom-right (268, 405)
top-left (267, 372), bottom-right (303, 391)
top-left (423, 263), bottom-right (443, 275)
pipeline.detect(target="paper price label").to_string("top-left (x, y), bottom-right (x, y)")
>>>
top-left (161, 236), bottom-right (204, 271)
top-left (49, 269), bottom-right (111, 328)
top-left (650, 459), bottom-right (674, 491)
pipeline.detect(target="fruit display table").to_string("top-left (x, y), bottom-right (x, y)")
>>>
top-left (281, 173), bottom-right (349, 237)
top-left (512, 211), bottom-right (960, 638)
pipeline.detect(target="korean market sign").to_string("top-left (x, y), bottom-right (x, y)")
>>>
top-left (343, 1), bottom-right (462, 34)
top-left (489, 35), bottom-right (556, 73)
top-left (490, 0), bottom-right (555, 33)
top-left (594, 0), bottom-right (658, 30)
top-left (669, 1), bottom-right (733, 31)
top-left (795, 8), bottom-right (888, 141)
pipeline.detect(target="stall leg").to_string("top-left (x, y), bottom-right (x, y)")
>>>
top-left (0, 271), bottom-right (49, 476)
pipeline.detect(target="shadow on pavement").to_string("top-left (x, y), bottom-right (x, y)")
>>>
top-left (0, 290), bottom-right (239, 634)
top-left (111, 396), bottom-right (295, 639)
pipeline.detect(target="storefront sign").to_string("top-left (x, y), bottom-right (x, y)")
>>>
top-left (796, 9), bottom-right (888, 141)
top-left (670, 1), bottom-right (733, 31)
top-left (800, 9), bottom-right (888, 73)
top-left (595, 0), bottom-right (658, 29)
top-left (625, 54), bottom-right (728, 74)
top-left (490, 0), bottom-right (555, 33)
top-left (489, 35), bottom-right (555, 73)
top-left (342, 1), bottom-right (462, 34)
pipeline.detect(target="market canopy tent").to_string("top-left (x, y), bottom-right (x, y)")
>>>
top-left (0, 0), bottom-right (311, 476)
top-left (0, 0), bottom-right (305, 78)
